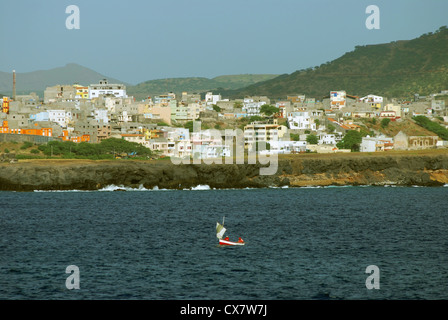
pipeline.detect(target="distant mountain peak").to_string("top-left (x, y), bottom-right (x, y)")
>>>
top-left (0, 63), bottom-right (127, 93)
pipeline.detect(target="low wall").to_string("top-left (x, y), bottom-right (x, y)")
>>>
top-left (0, 133), bottom-right (62, 144)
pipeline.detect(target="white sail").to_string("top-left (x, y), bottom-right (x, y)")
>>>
top-left (216, 222), bottom-right (226, 239)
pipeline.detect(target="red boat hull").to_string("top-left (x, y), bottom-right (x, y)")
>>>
top-left (219, 239), bottom-right (245, 246)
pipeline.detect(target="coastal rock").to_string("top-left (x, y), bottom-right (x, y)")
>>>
top-left (0, 152), bottom-right (448, 191)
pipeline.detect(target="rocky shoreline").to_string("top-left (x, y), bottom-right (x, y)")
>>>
top-left (1, 152), bottom-right (448, 191)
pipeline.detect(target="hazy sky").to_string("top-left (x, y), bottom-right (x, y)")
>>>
top-left (0, 0), bottom-right (447, 84)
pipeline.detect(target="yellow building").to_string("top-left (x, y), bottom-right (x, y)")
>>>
top-left (383, 104), bottom-right (402, 118)
top-left (243, 122), bottom-right (287, 149)
top-left (141, 128), bottom-right (164, 140)
top-left (2, 97), bottom-right (10, 113)
top-left (73, 84), bottom-right (89, 99)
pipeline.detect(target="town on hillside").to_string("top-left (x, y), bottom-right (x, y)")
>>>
top-left (1, 78), bottom-right (448, 160)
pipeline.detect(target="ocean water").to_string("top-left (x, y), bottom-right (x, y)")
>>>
top-left (1, 185), bottom-right (447, 300)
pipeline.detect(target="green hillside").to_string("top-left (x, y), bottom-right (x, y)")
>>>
top-left (127, 74), bottom-right (279, 100)
top-left (222, 26), bottom-right (448, 100)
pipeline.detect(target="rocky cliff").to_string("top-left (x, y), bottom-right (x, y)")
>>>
top-left (1, 152), bottom-right (448, 191)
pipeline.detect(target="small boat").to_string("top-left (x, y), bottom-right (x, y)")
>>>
top-left (216, 217), bottom-right (245, 246)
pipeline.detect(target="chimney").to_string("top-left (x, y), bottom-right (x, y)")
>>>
top-left (12, 70), bottom-right (16, 100)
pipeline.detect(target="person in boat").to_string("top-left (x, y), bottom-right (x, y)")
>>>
top-left (238, 237), bottom-right (244, 243)
top-left (224, 236), bottom-right (230, 241)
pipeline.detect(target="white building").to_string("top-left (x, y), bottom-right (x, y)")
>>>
top-left (287, 112), bottom-right (315, 130)
top-left (93, 109), bottom-right (109, 124)
top-left (318, 133), bottom-right (339, 145)
top-left (205, 92), bottom-right (222, 106)
top-left (48, 109), bottom-right (69, 127)
top-left (330, 91), bottom-right (346, 110)
top-left (360, 135), bottom-right (394, 152)
top-left (267, 140), bottom-right (307, 154)
top-left (190, 130), bottom-right (230, 159)
top-left (165, 128), bottom-right (193, 158)
top-left (89, 79), bottom-right (127, 99)
top-left (167, 127), bottom-right (190, 140)
top-left (242, 98), bottom-right (266, 116)
top-left (118, 111), bottom-right (132, 123)
top-left (173, 140), bottom-right (193, 158)
top-left (243, 122), bottom-right (285, 150)
top-left (203, 144), bottom-right (231, 158)
top-left (360, 94), bottom-right (383, 105)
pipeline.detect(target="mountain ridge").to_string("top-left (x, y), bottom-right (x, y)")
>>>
top-left (219, 26), bottom-right (448, 100)
top-left (0, 63), bottom-right (278, 100)
top-left (126, 74), bottom-right (279, 100)
top-left (0, 63), bottom-right (127, 94)
top-left (3, 26), bottom-right (447, 100)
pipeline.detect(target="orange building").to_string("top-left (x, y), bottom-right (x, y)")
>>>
top-left (21, 128), bottom-right (53, 136)
top-left (0, 121), bottom-right (53, 136)
top-left (2, 97), bottom-right (10, 114)
top-left (68, 135), bottom-right (90, 143)
top-left (0, 120), bottom-right (9, 133)
top-left (60, 130), bottom-right (90, 143)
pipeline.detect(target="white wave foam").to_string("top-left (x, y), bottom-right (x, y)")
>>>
top-left (151, 186), bottom-right (170, 191)
top-left (185, 185), bottom-right (212, 190)
top-left (98, 184), bottom-right (151, 192)
top-left (34, 185), bottom-right (170, 192)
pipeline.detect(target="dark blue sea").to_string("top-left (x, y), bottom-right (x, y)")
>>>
top-left (1, 185), bottom-right (448, 300)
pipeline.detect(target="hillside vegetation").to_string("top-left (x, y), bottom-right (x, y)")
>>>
top-left (412, 116), bottom-right (448, 140)
top-left (222, 26), bottom-right (448, 100)
top-left (1, 138), bottom-right (152, 160)
top-left (361, 118), bottom-right (436, 137)
top-left (127, 74), bottom-right (279, 100)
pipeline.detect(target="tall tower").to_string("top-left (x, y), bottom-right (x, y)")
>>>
top-left (12, 70), bottom-right (16, 100)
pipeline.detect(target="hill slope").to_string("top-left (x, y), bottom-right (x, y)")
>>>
top-left (0, 63), bottom-right (126, 95)
top-left (127, 74), bottom-right (279, 100)
top-left (222, 26), bottom-right (448, 100)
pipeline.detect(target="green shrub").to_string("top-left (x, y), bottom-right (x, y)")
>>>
top-left (380, 118), bottom-right (391, 128)
top-left (20, 141), bottom-right (33, 149)
top-left (337, 130), bottom-right (362, 151)
top-left (260, 104), bottom-right (279, 116)
top-left (306, 134), bottom-right (318, 144)
top-left (16, 154), bottom-right (44, 159)
top-left (413, 115), bottom-right (448, 140)
top-left (36, 138), bottom-right (152, 159)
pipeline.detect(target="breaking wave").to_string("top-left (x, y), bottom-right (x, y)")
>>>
top-left (184, 185), bottom-right (212, 190)
top-left (98, 184), bottom-right (152, 192)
